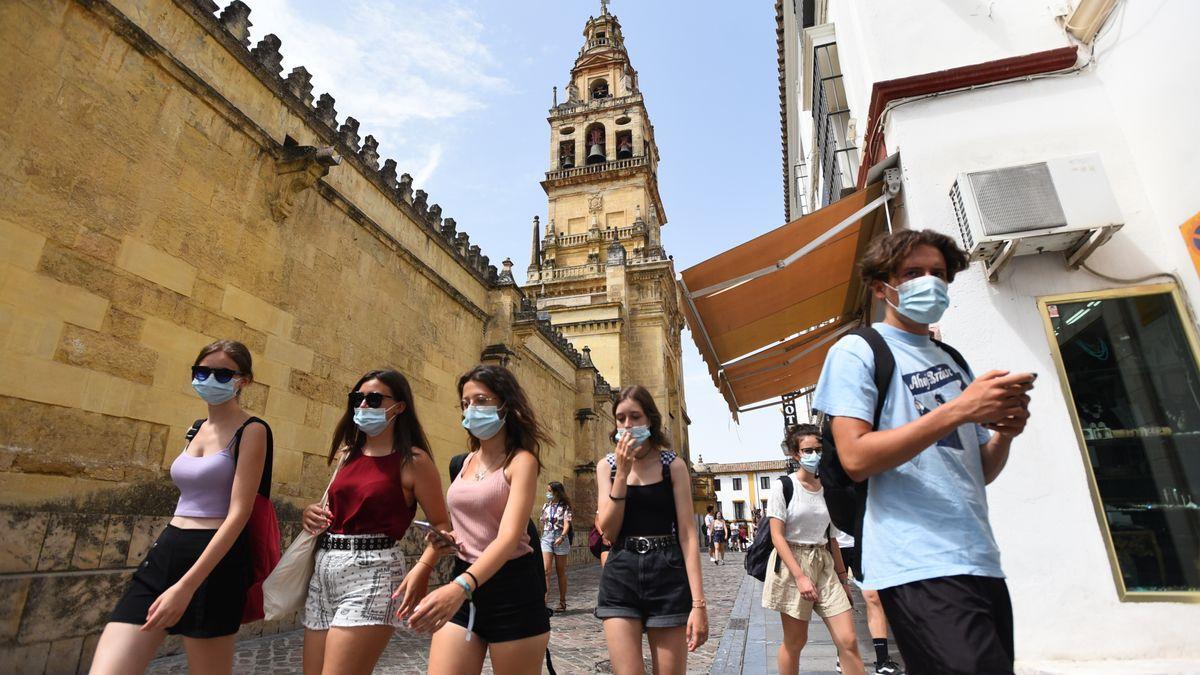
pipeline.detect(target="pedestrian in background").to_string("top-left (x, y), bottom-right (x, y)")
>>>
top-left (711, 512), bottom-right (728, 564)
top-left (92, 340), bottom-right (270, 674)
top-left (764, 424), bottom-right (865, 675)
top-left (837, 529), bottom-right (904, 674)
top-left (414, 365), bottom-right (551, 674)
top-left (704, 505), bottom-right (716, 562)
top-left (814, 230), bottom-right (1034, 674)
top-left (300, 369), bottom-right (450, 675)
top-left (540, 481), bottom-right (573, 611)
top-left (596, 385), bottom-right (708, 674)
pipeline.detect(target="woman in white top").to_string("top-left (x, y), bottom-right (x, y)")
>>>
top-left (762, 424), bottom-right (865, 675)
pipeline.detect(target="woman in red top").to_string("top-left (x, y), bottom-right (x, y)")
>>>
top-left (300, 369), bottom-right (450, 675)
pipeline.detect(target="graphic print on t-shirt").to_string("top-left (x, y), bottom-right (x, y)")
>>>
top-left (903, 364), bottom-right (968, 450)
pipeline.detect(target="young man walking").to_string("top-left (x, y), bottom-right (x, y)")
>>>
top-left (813, 230), bottom-right (1034, 675)
top-left (705, 505), bottom-right (716, 563)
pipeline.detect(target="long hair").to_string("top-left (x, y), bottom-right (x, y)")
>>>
top-left (457, 364), bottom-right (548, 470)
top-left (327, 369), bottom-right (431, 467)
top-left (610, 385), bottom-right (671, 449)
top-left (548, 481), bottom-right (571, 511)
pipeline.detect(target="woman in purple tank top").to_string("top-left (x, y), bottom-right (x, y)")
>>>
top-left (91, 340), bottom-right (269, 675)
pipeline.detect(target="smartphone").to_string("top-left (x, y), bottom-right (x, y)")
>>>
top-left (411, 520), bottom-right (458, 551)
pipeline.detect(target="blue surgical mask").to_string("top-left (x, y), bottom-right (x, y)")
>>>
top-left (885, 275), bottom-right (950, 325)
top-left (615, 425), bottom-right (652, 446)
top-left (354, 405), bottom-right (396, 437)
top-left (545, 492), bottom-right (554, 500)
top-left (462, 405), bottom-right (505, 440)
top-left (192, 377), bottom-right (239, 405)
top-left (799, 452), bottom-right (821, 474)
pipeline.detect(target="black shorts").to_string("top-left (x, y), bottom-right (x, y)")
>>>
top-left (449, 553), bottom-right (550, 644)
top-left (595, 545), bottom-right (692, 628)
top-left (839, 545), bottom-right (862, 582)
top-left (110, 525), bottom-right (250, 638)
top-left (878, 575), bottom-right (1014, 675)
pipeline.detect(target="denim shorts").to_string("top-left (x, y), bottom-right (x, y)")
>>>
top-left (595, 545), bottom-right (692, 628)
top-left (540, 529), bottom-right (570, 556)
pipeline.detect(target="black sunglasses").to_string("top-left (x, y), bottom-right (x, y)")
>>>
top-left (349, 391), bottom-right (395, 409)
top-left (191, 366), bottom-right (241, 383)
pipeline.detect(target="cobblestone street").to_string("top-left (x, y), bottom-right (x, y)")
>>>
top-left (149, 552), bottom-right (749, 674)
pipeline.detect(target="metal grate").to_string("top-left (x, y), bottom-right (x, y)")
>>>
top-left (950, 180), bottom-right (974, 251)
top-left (967, 163), bottom-right (1067, 235)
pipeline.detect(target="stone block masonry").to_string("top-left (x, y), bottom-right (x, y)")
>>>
top-left (0, 0), bottom-right (617, 671)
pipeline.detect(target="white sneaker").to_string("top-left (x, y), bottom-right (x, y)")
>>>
top-left (875, 660), bottom-right (903, 674)
top-left (836, 659), bottom-right (842, 673)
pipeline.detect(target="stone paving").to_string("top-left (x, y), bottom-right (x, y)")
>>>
top-left (148, 551), bottom-right (748, 674)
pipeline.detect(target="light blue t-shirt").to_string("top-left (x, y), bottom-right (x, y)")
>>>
top-left (811, 322), bottom-right (1003, 590)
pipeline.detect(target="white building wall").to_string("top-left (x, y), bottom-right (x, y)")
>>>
top-left (812, 0), bottom-right (1200, 663)
top-left (714, 472), bottom-right (752, 521)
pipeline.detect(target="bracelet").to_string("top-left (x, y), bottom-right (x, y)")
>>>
top-left (462, 570), bottom-right (480, 591)
top-left (453, 576), bottom-right (473, 599)
top-left (608, 493), bottom-right (627, 501)
top-left (691, 599), bottom-right (707, 608)
top-left (414, 559), bottom-right (434, 571)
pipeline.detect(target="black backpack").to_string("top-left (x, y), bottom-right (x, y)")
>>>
top-left (744, 476), bottom-right (794, 581)
top-left (816, 327), bottom-right (970, 580)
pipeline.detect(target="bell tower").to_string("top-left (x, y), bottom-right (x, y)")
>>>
top-left (524, 3), bottom-right (690, 459)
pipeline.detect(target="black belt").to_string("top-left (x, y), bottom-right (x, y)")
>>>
top-left (318, 534), bottom-right (396, 551)
top-left (618, 534), bottom-right (678, 554)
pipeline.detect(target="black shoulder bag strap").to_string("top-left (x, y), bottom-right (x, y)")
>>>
top-left (449, 452), bottom-right (468, 484)
top-left (851, 327), bottom-right (896, 429)
top-left (932, 337), bottom-right (972, 379)
top-left (184, 419), bottom-right (205, 443)
top-left (231, 417), bottom-right (274, 498)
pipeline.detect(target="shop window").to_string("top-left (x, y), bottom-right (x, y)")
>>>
top-left (732, 477), bottom-right (742, 491)
top-left (1041, 284), bottom-right (1200, 600)
top-left (760, 476), bottom-right (771, 490)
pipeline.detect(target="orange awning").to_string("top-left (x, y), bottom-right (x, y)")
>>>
top-left (679, 183), bottom-right (891, 415)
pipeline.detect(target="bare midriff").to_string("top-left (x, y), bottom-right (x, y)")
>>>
top-left (170, 515), bottom-right (225, 530)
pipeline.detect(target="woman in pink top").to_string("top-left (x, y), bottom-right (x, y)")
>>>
top-left (91, 340), bottom-right (269, 674)
top-left (404, 365), bottom-right (551, 675)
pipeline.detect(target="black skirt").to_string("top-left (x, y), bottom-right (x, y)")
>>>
top-left (110, 525), bottom-right (250, 638)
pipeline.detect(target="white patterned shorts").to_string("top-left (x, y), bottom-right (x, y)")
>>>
top-left (303, 534), bottom-right (408, 630)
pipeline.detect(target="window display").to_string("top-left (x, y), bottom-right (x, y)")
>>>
top-left (1042, 284), bottom-right (1200, 599)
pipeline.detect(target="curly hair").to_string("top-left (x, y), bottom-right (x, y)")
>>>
top-left (859, 229), bottom-right (970, 286)
top-left (784, 423), bottom-right (821, 454)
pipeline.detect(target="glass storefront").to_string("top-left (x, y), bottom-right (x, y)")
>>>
top-left (1041, 284), bottom-right (1200, 600)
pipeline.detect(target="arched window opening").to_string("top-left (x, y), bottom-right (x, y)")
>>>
top-left (559, 140), bottom-right (576, 169)
top-left (585, 123), bottom-right (607, 165)
top-left (590, 78), bottom-right (610, 100)
top-left (615, 130), bottom-right (633, 160)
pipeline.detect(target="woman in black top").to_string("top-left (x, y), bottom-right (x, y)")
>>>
top-left (595, 386), bottom-right (708, 674)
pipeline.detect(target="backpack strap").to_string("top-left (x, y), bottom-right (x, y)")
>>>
top-left (777, 475), bottom-right (795, 507)
top-left (932, 338), bottom-right (972, 380)
top-left (851, 327), bottom-right (896, 430)
top-left (184, 419), bottom-right (205, 443)
top-left (660, 450), bottom-right (676, 482)
top-left (232, 417), bottom-right (273, 498)
top-left (449, 452), bottom-right (468, 484)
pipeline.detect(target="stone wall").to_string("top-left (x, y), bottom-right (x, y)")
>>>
top-left (0, 0), bottom-right (614, 672)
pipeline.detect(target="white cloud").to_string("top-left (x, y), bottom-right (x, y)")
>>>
top-left (224, 0), bottom-right (505, 184)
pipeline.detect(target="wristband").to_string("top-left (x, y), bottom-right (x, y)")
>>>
top-left (462, 570), bottom-right (480, 591)
top-left (453, 576), bottom-right (473, 599)
top-left (414, 560), bottom-right (434, 572)
top-left (609, 493), bottom-right (627, 501)
top-left (692, 599), bottom-right (707, 608)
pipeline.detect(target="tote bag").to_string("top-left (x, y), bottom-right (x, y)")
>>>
top-left (262, 454), bottom-right (345, 620)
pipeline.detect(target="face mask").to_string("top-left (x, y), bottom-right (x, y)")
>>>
top-left (354, 404), bottom-right (396, 437)
top-left (192, 377), bottom-right (239, 405)
top-left (462, 405), bottom-right (505, 440)
top-left (885, 275), bottom-right (950, 325)
top-left (545, 492), bottom-right (554, 500)
top-left (799, 452), bottom-right (821, 474)
top-left (615, 425), bottom-right (652, 446)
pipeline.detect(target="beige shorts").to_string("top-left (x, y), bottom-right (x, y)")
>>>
top-left (761, 542), bottom-right (851, 621)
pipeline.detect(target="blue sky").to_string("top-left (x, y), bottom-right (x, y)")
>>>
top-left (231, 0), bottom-right (792, 464)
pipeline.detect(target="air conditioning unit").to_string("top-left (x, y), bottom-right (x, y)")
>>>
top-left (950, 153), bottom-right (1123, 280)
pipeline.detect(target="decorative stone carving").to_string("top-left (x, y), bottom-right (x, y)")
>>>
top-left (397, 173), bottom-right (413, 202)
top-left (359, 135), bottom-right (379, 169)
top-left (588, 192), bottom-right (603, 213)
top-left (337, 117), bottom-right (361, 152)
top-left (380, 158), bottom-right (398, 187)
top-left (566, 81), bottom-right (581, 104)
top-left (285, 67), bottom-right (314, 106)
top-left (497, 258), bottom-right (516, 285)
top-left (218, 1), bottom-right (252, 47)
top-left (427, 204), bottom-right (443, 227)
top-left (412, 189), bottom-right (428, 214)
top-left (441, 218), bottom-right (457, 241)
top-left (251, 34), bottom-right (283, 76)
top-left (268, 144), bottom-right (340, 223)
top-left (315, 93), bottom-right (337, 128)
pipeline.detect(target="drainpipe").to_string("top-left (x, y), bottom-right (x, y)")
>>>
top-left (1065, 0), bottom-right (1119, 43)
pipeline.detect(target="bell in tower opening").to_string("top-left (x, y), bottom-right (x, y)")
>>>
top-left (586, 123), bottom-right (607, 164)
top-left (616, 130), bottom-right (633, 159)
top-left (559, 140), bottom-right (576, 169)
top-left (590, 79), bottom-right (609, 100)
